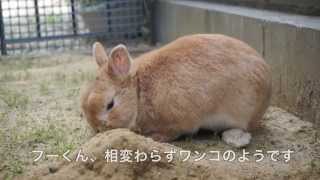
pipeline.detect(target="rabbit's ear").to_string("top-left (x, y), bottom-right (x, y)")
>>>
top-left (108, 44), bottom-right (132, 78)
top-left (93, 42), bottom-right (108, 67)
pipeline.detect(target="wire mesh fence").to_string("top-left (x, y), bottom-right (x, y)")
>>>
top-left (0, 0), bottom-right (145, 55)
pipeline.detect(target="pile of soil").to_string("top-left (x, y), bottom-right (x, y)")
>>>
top-left (18, 107), bottom-right (320, 180)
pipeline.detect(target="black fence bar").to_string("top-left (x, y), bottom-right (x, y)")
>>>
top-left (0, 1), bottom-right (7, 55)
top-left (6, 30), bottom-right (143, 44)
top-left (149, 0), bottom-right (157, 45)
top-left (0, 0), bottom-right (145, 55)
top-left (70, 0), bottom-right (78, 35)
top-left (34, 0), bottom-right (41, 38)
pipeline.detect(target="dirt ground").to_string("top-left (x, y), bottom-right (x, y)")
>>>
top-left (0, 52), bottom-right (319, 180)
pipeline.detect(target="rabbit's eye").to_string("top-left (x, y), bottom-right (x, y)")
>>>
top-left (106, 99), bottom-right (114, 111)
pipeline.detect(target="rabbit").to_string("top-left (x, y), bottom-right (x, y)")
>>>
top-left (81, 34), bottom-right (272, 147)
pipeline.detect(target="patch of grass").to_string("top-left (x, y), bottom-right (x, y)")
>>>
top-left (0, 127), bottom-right (26, 180)
top-left (24, 124), bottom-right (76, 154)
top-left (20, 70), bottom-right (32, 81)
top-left (0, 111), bottom-right (8, 122)
top-left (3, 159), bottom-right (24, 180)
top-left (0, 72), bottom-right (17, 82)
top-left (0, 70), bottom-right (32, 82)
top-left (0, 53), bottom-right (95, 179)
top-left (0, 87), bottom-right (29, 109)
top-left (0, 123), bottom-right (77, 179)
top-left (80, 71), bottom-right (95, 81)
top-left (0, 56), bottom-right (64, 73)
top-left (39, 81), bottom-right (50, 95)
top-left (310, 158), bottom-right (320, 173)
top-left (65, 86), bottom-right (80, 98)
top-left (0, 59), bottom-right (34, 72)
top-left (71, 74), bottom-right (81, 85)
top-left (66, 71), bottom-right (95, 89)
top-left (54, 72), bottom-right (67, 82)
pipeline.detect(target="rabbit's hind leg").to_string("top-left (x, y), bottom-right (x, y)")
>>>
top-left (222, 129), bottom-right (252, 148)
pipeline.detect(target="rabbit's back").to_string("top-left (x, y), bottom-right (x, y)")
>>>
top-left (134, 34), bottom-right (271, 136)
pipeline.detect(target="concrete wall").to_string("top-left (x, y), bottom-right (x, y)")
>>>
top-left (154, 0), bottom-right (320, 127)
top-left (205, 0), bottom-right (320, 16)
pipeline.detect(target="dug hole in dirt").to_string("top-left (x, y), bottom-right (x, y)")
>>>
top-left (18, 107), bottom-right (320, 180)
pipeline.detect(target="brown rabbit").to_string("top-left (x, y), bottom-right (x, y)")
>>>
top-left (81, 34), bottom-right (271, 147)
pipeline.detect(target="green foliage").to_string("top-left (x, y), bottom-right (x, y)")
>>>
top-left (46, 15), bottom-right (61, 25)
top-left (80, 0), bottom-right (105, 6)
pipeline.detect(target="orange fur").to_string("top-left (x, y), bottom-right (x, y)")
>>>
top-left (81, 34), bottom-right (272, 142)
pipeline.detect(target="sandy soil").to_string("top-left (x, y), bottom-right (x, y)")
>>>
top-left (0, 52), bottom-right (319, 180)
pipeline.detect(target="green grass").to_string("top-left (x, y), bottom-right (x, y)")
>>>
top-left (0, 87), bottom-right (29, 109)
top-left (0, 72), bottom-right (17, 82)
top-left (39, 81), bottom-right (50, 95)
top-left (3, 159), bottom-right (24, 180)
top-left (0, 111), bottom-right (8, 122)
top-left (54, 72), bottom-right (67, 82)
top-left (24, 124), bottom-right (77, 154)
top-left (0, 70), bottom-right (32, 82)
top-left (0, 53), bottom-right (95, 179)
top-left (1, 124), bottom-right (77, 180)
top-left (0, 127), bottom-right (25, 180)
top-left (0, 59), bottom-right (33, 72)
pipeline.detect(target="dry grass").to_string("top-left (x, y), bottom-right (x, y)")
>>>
top-left (0, 53), bottom-right (96, 180)
top-left (0, 51), bottom-right (319, 180)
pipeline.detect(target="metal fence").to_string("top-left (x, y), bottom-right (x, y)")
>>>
top-left (0, 0), bottom-right (145, 55)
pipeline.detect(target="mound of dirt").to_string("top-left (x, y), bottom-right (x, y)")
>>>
top-left (18, 107), bottom-right (320, 180)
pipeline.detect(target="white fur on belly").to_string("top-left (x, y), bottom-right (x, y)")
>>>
top-left (200, 113), bottom-right (247, 131)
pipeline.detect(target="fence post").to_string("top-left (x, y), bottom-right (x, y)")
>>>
top-left (150, 0), bottom-right (157, 45)
top-left (0, 1), bottom-right (7, 55)
top-left (34, 0), bottom-right (41, 38)
top-left (70, 0), bottom-right (78, 35)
